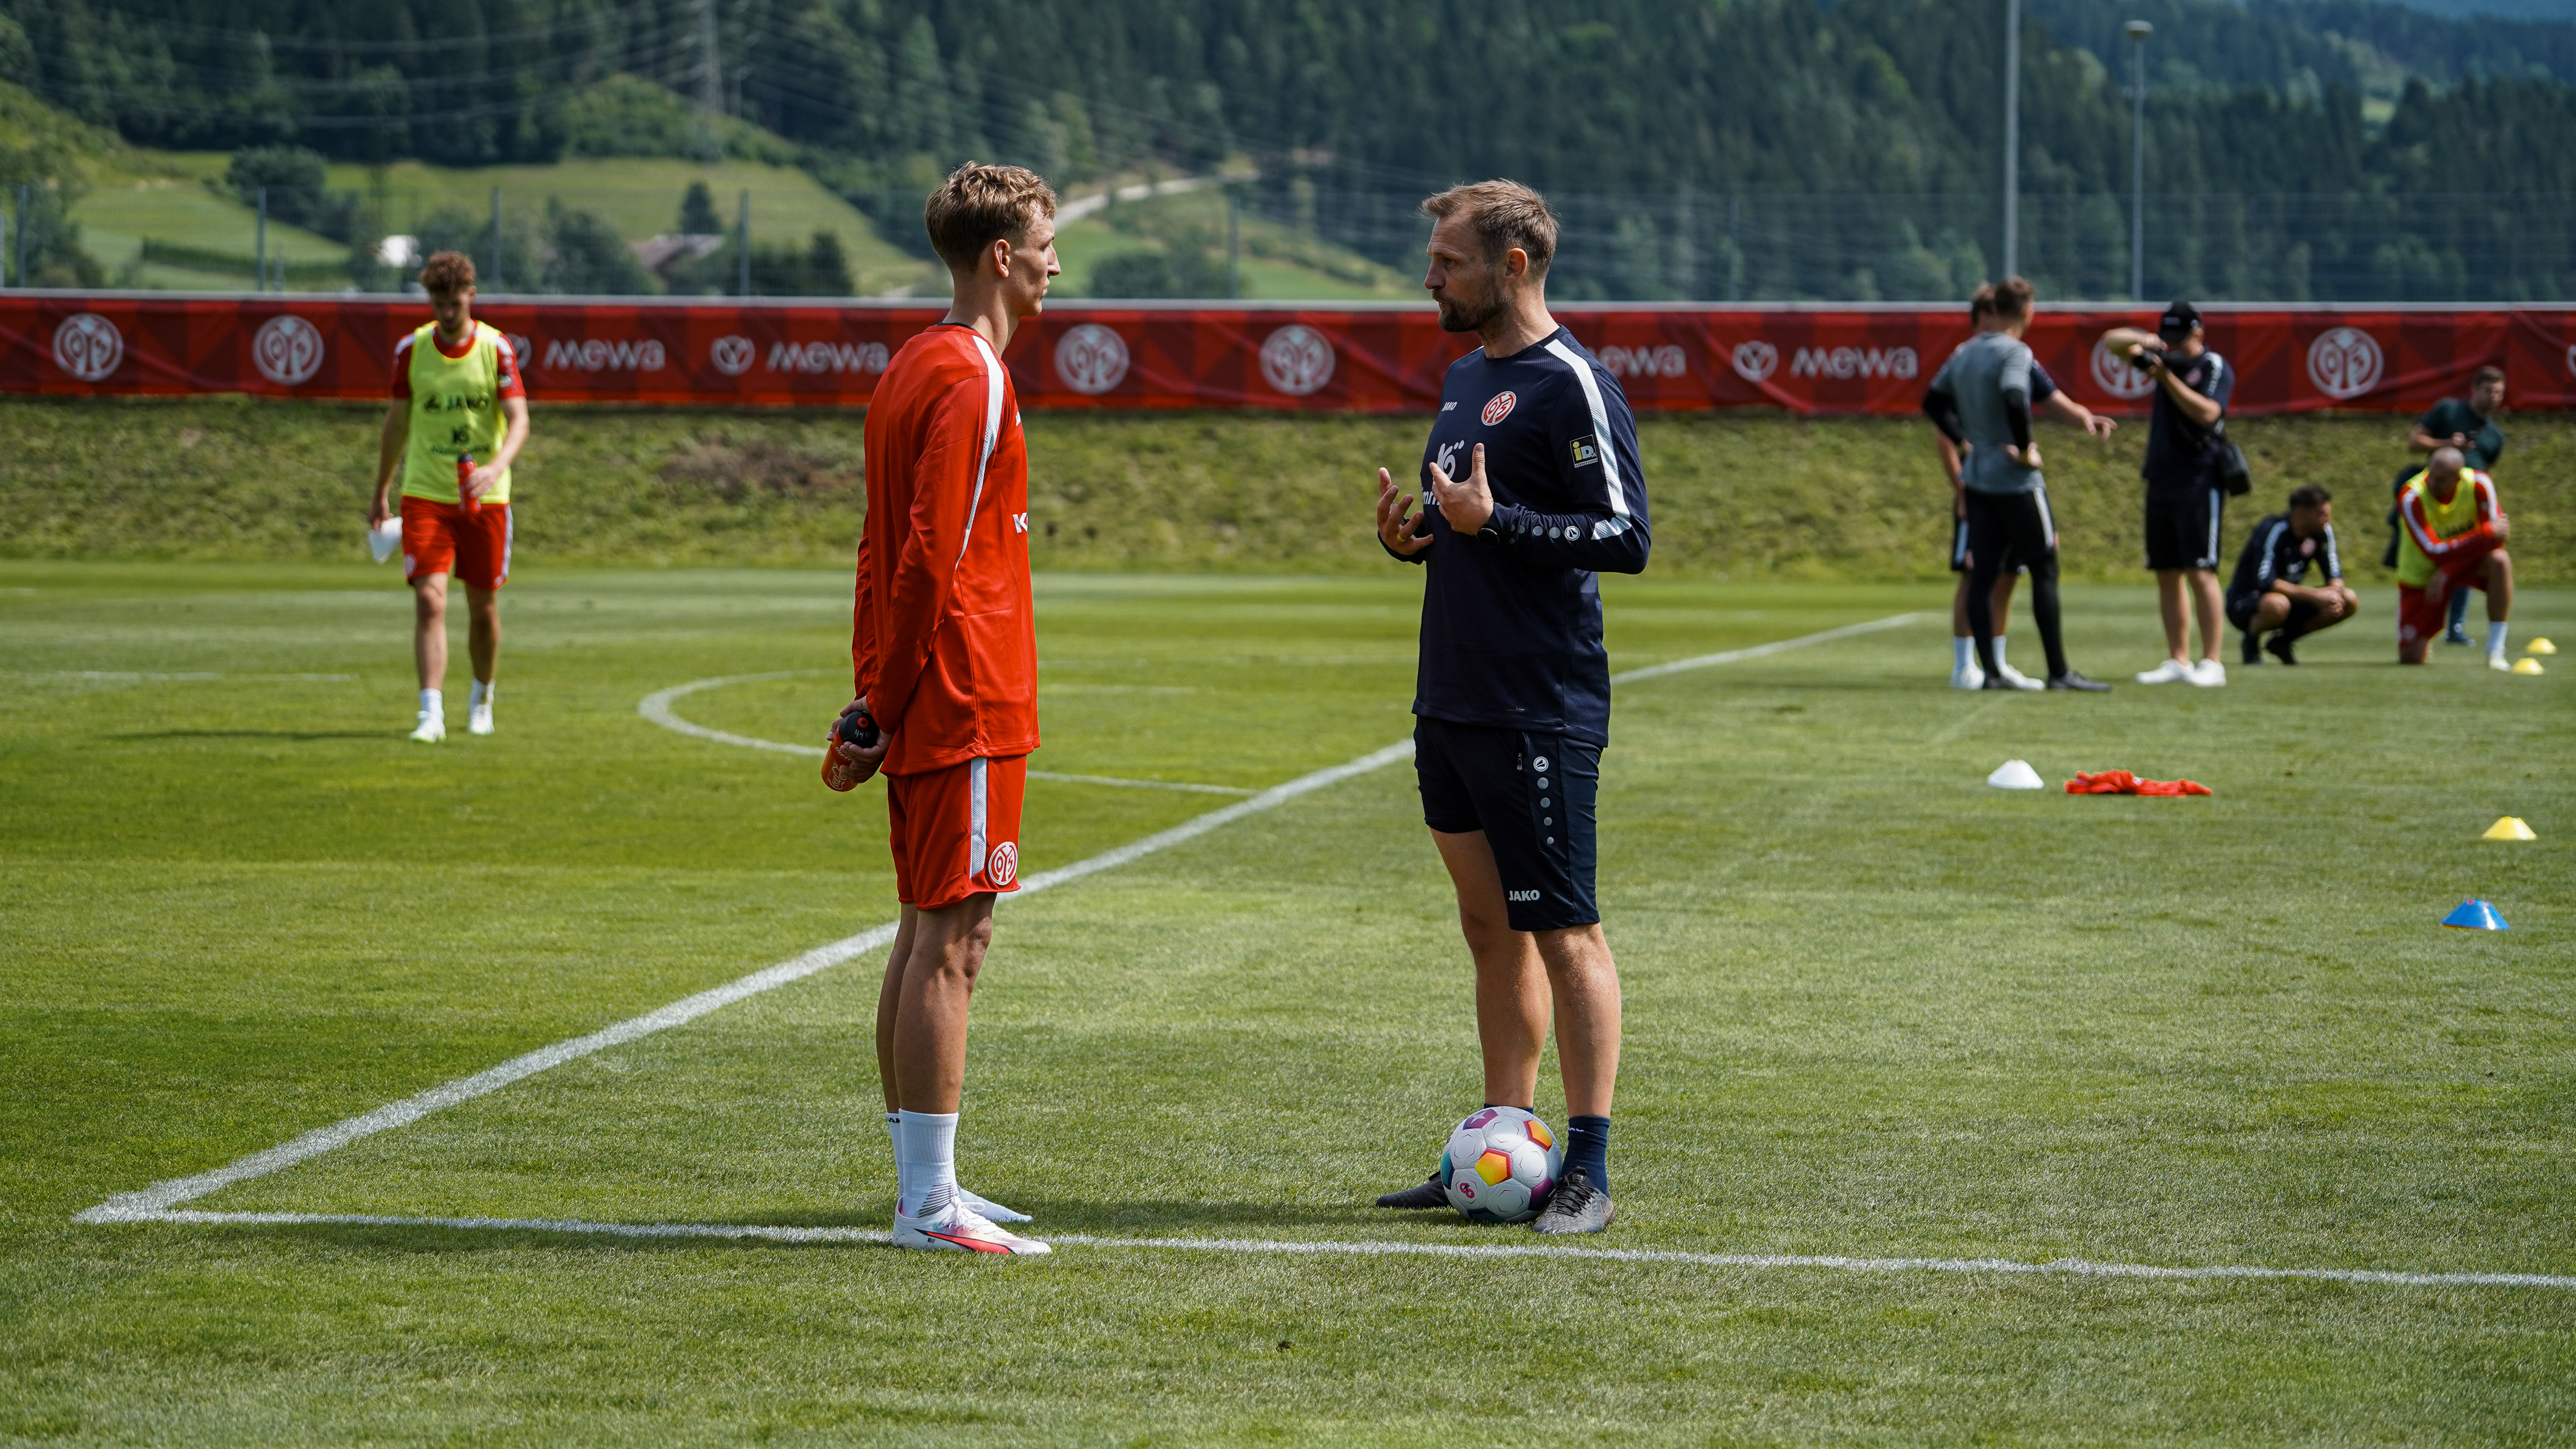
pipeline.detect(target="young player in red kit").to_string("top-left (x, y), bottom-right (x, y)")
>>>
top-left (823, 163), bottom-right (1058, 1255)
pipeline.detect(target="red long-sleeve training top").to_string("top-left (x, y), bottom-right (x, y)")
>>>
top-left (851, 323), bottom-right (1038, 775)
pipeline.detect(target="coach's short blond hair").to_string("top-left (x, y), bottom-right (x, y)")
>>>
top-left (924, 162), bottom-right (1058, 270)
top-left (1420, 180), bottom-right (1558, 276)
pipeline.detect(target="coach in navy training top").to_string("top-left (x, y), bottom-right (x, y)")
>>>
top-left (1389, 327), bottom-right (1649, 744)
top-left (1368, 180), bottom-right (1643, 1240)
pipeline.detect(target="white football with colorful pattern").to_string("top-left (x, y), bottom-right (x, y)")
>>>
top-left (1439, 1106), bottom-right (1564, 1224)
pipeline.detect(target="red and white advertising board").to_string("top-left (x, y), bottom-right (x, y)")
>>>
top-left (4, 295), bottom-right (2566, 415)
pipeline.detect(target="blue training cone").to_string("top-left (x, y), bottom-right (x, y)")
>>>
top-left (2441, 898), bottom-right (2510, 931)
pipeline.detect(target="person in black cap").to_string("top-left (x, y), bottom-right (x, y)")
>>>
top-left (2097, 302), bottom-right (2233, 687)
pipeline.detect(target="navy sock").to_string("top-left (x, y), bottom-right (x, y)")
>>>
top-left (1564, 1115), bottom-right (1610, 1193)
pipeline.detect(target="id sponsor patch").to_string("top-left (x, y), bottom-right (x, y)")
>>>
top-left (1568, 433), bottom-right (1601, 469)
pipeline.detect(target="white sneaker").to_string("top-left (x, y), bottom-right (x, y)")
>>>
top-left (892, 1204), bottom-right (1050, 1256)
top-left (409, 711), bottom-right (445, 743)
top-left (1950, 662), bottom-right (1986, 690)
top-left (468, 700), bottom-right (495, 735)
top-left (2135, 658), bottom-right (2193, 684)
top-left (2187, 659), bottom-right (2227, 687)
top-left (1994, 662), bottom-right (2044, 691)
top-left (2490, 654), bottom-right (2512, 672)
top-left (957, 1187), bottom-right (1031, 1224)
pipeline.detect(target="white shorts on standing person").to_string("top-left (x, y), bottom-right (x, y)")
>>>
top-left (2099, 302), bottom-right (2233, 687)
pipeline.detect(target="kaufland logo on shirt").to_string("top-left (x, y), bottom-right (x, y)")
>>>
top-left (1481, 391), bottom-right (1517, 425)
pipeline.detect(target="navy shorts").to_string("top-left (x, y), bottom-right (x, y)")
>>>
top-left (1413, 716), bottom-right (1600, 932)
top-left (2144, 486), bottom-right (2224, 572)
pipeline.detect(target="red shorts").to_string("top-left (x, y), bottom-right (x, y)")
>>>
top-left (2399, 569), bottom-right (2488, 647)
top-left (886, 755), bottom-right (1026, 910)
top-left (401, 496), bottom-right (513, 590)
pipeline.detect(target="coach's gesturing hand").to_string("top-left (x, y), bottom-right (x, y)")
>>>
top-left (1427, 442), bottom-right (1495, 534)
top-left (1377, 467), bottom-right (1433, 556)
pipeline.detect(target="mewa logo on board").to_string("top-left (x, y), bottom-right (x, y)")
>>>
top-left (540, 337), bottom-right (667, 371)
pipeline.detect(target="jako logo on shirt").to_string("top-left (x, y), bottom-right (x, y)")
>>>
top-left (1481, 391), bottom-right (1517, 425)
top-left (1507, 889), bottom-right (1542, 902)
top-left (986, 841), bottom-right (1018, 887)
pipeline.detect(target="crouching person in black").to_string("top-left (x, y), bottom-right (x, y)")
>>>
top-left (2230, 484), bottom-right (2359, 666)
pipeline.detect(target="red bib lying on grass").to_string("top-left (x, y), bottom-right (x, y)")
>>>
top-left (2065, 770), bottom-right (2211, 797)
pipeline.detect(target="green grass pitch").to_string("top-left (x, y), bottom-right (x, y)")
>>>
top-left (3, 560), bottom-right (2571, 1444)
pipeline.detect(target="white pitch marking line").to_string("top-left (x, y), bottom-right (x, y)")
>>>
top-left (638, 672), bottom-right (1254, 794)
top-left (96, 1211), bottom-right (2576, 1291)
top-left (77, 615), bottom-right (1913, 1226)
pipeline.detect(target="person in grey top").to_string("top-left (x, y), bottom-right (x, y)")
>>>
top-left (1922, 278), bottom-right (2112, 691)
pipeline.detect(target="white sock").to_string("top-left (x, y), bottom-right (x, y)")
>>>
top-left (2489, 623), bottom-right (2509, 660)
top-left (885, 1112), bottom-right (906, 1209)
top-left (418, 687), bottom-right (442, 717)
top-left (896, 1110), bottom-right (959, 1220)
top-left (1993, 636), bottom-right (2010, 671)
top-left (469, 680), bottom-right (493, 709)
top-left (1953, 636), bottom-right (1973, 670)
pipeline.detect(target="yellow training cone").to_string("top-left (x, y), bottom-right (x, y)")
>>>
top-left (2526, 638), bottom-right (2557, 655)
top-left (2511, 657), bottom-right (2545, 675)
top-left (2483, 816), bottom-right (2537, 840)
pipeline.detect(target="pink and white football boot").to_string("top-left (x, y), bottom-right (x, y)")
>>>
top-left (892, 1205), bottom-right (1051, 1256)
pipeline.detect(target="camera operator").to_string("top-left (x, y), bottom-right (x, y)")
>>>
top-left (2097, 302), bottom-right (2233, 687)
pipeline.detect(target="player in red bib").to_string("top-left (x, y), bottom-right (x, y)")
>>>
top-left (824, 164), bottom-right (1057, 1256)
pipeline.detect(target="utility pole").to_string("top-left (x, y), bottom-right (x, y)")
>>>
top-left (737, 189), bottom-right (751, 296)
top-left (2002, 0), bottom-right (2020, 280)
top-left (489, 187), bottom-right (504, 291)
top-left (2126, 20), bottom-right (2154, 302)
top-left (256, 187), bottom-right (268, 294)
top-left (13, 183), bottom-right (27, 287)
top-left (696, 0), bottom-right (723, 165)
top-left (1225, 186), bottom-right (1240, 300)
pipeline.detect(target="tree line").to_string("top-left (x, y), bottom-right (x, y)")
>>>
top-left (4, 0), bottom-right (2575, 299)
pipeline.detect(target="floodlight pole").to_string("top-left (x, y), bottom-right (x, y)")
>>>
top-left (737, 190), bottom-right (751, 297)
top-left (2126, 20), bottom-right (2153, 302)
top-left (1226, 185), bottom-right (1240, 300)
top-left (11, 183), bottom-right (24, 287)
top-left (256, 187), bottom-right (268, 295)
top-left (489, 187), bottom-right (503, 292)
top-left (2002, 0), bottom-right (2020, 280)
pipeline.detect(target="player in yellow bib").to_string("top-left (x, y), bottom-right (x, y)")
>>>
top-left (368, 251), bottom-right (530, 742)
top-left (2393, 446), bottom-right (2512, 668)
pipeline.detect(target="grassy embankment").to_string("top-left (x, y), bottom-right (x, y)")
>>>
top-left (1, 397), bottom-right (2566, 582)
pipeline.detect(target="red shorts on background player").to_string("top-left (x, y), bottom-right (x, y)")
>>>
top-left (823, 162), bottom-right (1060, 1256)
top-left (368, 249), bottom-right (529, 742)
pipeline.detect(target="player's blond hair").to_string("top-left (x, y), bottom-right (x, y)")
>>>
top-left (418, 250), bottom-right (476, 295)
top-left (924, 162), bottom-right (1058, 270)
top-left (1420, 180), bottom-right (1558, 276)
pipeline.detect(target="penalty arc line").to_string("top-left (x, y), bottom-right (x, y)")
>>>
top-left (76, 613), bottom-right (1915, 1227)
top-left (638, 672), bottom-right (1254, 794)
top-left (96, 1212), bottom-right (2576, 1291)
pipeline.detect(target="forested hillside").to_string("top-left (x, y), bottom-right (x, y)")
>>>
top-left (5, 0), bottom-right (2575, 301)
